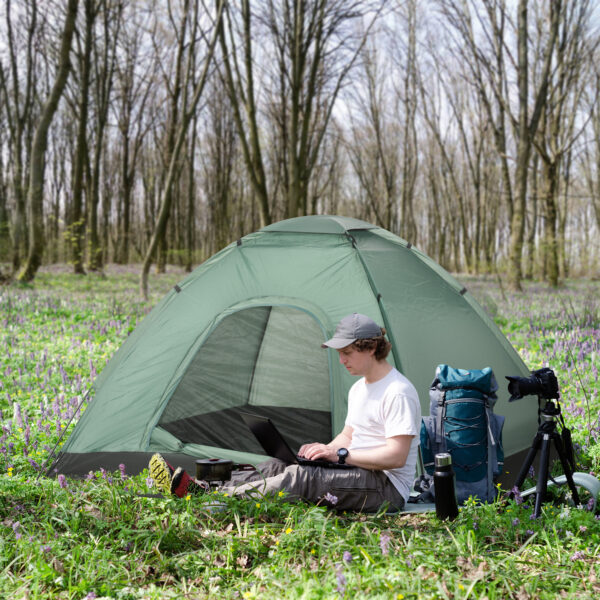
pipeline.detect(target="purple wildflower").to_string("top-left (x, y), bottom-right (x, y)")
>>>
top-left (586, 498), bottom-right (595, 511)
top-left (570, 551), bottom-right (585, 561)
top-left (12, 522), bottom-right (22, 540)
top-left (119, 463), bottom-right (127, 480)
top-left (511, 518), bottom-right (519, 526)
top-left (14, 403), bottom-right (23, 428)
top-left (146, 477), bottom-right (154, 489)
top-left (473, 522), bottom-right (479, 530)
top-left (57, 474), bottom-right (67, 489)
top-left (379, 533), bottom-right (391, 556)
top-left (511, 486), bottom-right (523, 505)
top-left (335, 564), bottom-right (346, 595)
top-left (342, 551), bottom-right (353, 564)
top-left (323, 492), bottom-right (338, 506)
top-left (526, 529), bottom-right (534, 536)
top-left (85, 593), bottom-right (97, 600)
top-left (579, 525), bottom-right (587, 533)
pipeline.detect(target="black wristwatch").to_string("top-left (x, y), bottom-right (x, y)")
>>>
top-left (337, 448), bottom-right (349, 465)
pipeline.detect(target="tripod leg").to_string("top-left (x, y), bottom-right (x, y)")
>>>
top-left (533, 434), bottom-right (552, 518)
top-left (551, 431), bottom-right (581, 506)
top-left (509, 433), bottom-right (542, 497)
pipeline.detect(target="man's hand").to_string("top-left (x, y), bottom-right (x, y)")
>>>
top-left (298, 442), bottom-right (337, 462)
top-left (298, 426), bottom-right (354, 462)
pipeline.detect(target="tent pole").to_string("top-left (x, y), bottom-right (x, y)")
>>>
top-left (344, 232), bottom-right (403, 372)
top-left (346, 232), bottom-right (425, 477)
top-left (39, 387), bottom-right (92, 479)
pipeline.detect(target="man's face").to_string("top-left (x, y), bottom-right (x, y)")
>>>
top-left (337, 344), bottom-right (375, 376)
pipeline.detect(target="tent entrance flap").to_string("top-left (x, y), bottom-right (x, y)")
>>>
top-left (158, 305), bottom-right (332, 455)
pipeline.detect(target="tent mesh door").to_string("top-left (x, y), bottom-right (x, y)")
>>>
top-left (158, 305), bottom-right (332, 454)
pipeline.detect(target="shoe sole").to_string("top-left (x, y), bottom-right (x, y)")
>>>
top-left (149, 454), bottom-right (172, 495)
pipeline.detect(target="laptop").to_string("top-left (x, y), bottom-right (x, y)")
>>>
top-left (239, 412), bottom-right (355, 469)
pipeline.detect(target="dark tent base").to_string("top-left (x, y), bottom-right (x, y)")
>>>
top-left (49, 451), bottom-right (206, 479)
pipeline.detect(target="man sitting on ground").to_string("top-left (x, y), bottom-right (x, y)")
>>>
top-left (149, 313), bottom-right (421, 512)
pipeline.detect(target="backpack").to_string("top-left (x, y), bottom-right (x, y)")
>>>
top-left (418, 364), bottom-right (505, 504)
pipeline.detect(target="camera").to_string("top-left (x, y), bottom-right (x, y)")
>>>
top-left (505, 367), bottom-right (559, 402)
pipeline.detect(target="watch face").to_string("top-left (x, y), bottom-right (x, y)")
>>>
top-left (337, 448), bottom-right (349, 463)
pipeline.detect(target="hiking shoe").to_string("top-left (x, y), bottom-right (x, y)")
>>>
top-left (149, 453), bottom-right (174, 495)
top-left (170, 467), bottom-right (209, 498)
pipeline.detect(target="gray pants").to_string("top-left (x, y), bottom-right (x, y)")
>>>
top-left (219, 459), bottom-right (405, 513)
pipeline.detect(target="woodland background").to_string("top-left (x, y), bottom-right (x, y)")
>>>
top-left (1, 0), bottom-right (600, 297)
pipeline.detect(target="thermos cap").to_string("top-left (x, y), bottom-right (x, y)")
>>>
top-left (434, 452), bottom-right (452, 467)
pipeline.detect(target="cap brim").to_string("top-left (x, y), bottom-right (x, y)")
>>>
top-left (321, 337), bottom-right (356, 349)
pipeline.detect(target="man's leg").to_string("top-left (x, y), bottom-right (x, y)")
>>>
top-left (227, 459), bottom-right (288, 485)
top-left (222, 465), bottom-right (405, 512)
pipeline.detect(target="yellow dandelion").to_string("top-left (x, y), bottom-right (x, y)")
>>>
top-left (255, 503), bottom-right (261, 508)
top-left (285, 527), bottom-right (292, 534)
top-left (458, 584), bottom-right (465, 591)
top-left (278, 491), bottom-right (285, 497)
top-left (186, 494), bottom-right (191, 501)
top-left (397, 595), bottom-right (404, 600)
top-left (310, 549), bottom-right (316, 554)
top-left (275, 540), bottom-right (280, 546)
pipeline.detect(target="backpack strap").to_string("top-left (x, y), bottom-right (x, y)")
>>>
top-left (484, 396), bottom-right (497, 500)
top-left (435, 389), bottom-right (446, 445)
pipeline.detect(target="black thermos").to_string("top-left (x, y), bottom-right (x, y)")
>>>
top-left (434, 452), bottom-right (459, 520)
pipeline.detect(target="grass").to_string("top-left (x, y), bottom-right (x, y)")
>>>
top-left (1, 266), bottom-right (599, 599)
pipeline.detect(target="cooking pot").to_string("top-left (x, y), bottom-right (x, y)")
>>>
top-left (195, 458), bottom-right (235, 482)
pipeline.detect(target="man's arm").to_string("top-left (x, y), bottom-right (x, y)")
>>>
top-left (298, 425), bottom-right (353, 460)
top-left (300, 433), bottom-right (413, 470)
top-left (344, 435), bottom-right (414, 470)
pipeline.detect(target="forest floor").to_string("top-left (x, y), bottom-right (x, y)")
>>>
top-left (0, 265), bottom-right (599, 599)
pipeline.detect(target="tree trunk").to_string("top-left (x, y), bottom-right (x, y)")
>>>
top-left (70, 0), bottom-right (94, 275)
top-left (17, 0), bottom-right (79, 282)
top-left (540, 159), bottom-right (560, 287)
top-left (140, 0), bottom-right (225, 300)
top-left (525, 153), bottom-right (539, 280)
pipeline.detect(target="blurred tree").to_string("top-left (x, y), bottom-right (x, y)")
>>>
top-left (17, 0), bottom-right (79, 282)
top-left (0, 0), bottom-right (39, 273)
top-left (140, 0), bottom-right (225, 300)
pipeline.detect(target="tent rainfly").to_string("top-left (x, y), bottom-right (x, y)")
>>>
top-left (51, 215), bottom-right (535, 479)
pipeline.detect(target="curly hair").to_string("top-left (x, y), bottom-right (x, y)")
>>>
top-left (351, 327), bottom-right (392, 361)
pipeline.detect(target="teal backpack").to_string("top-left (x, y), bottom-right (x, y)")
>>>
top-left (419, 364), bottom-right (505, 504)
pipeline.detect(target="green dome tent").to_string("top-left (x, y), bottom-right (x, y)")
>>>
top-left (51, 215), bottom-right (535, 478)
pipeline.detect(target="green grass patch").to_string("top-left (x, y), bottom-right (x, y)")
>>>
top-left (1, 267), bottom-right (599, 598)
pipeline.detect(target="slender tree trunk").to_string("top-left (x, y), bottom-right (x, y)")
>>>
top-left (140, 0), bottom-right (224, 300)
top-left (525, 153), bottom-right (539, 279)
top-left (185, 118), bottom-right (196, 272)
top-left (71, 0), bottom-right (94, 275)
top-left (17, 0), bottom-right (79, 282)
top-left (540, 159), bottom-right (560, 287)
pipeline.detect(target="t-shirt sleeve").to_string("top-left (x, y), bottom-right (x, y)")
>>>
top-left (381, 392), bottom-right (421, 438)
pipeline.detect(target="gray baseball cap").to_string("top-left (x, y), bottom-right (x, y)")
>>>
top-left (321, 313), bottom-right (383, 349)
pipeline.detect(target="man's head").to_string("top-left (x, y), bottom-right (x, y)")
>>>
top-left (322, 313), bottom-right (391, 361)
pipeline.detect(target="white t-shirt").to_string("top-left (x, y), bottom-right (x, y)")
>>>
top-left (345, 367), bottom-right (421, 503)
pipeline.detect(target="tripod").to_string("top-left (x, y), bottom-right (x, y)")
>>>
top-left (510, 399), bottom-right (580, 518)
